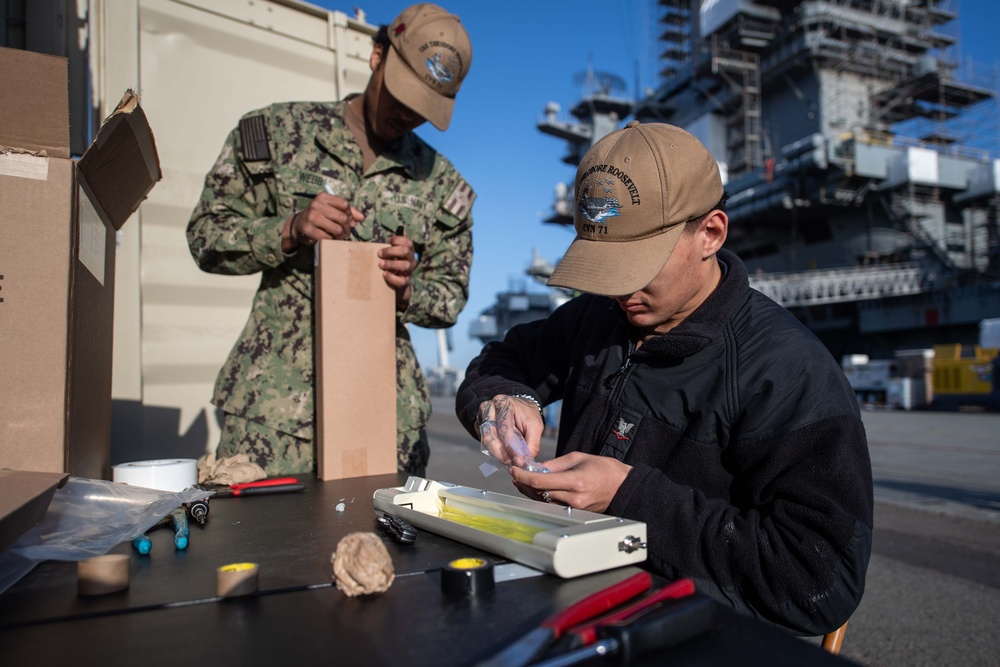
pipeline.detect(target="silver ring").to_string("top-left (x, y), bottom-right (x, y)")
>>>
top-left (478, 419), bottom-right (496, 430)
top-left (541, 491), bottom-right (552, 503)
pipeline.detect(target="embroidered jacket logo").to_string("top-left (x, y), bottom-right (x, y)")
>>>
top-left (613, 418), bottom-right (634, 441)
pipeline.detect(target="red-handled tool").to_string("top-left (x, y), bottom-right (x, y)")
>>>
top-left (204, 477), bottom-right (304, 497)
top-left (528, 593), bottom-right (718, 667)
top-left (230, 477), bottom-right (299, 491)
top-left (475, 571), bottom-right (653, 667)
top-left (563, 578), bottom-right (696, 648)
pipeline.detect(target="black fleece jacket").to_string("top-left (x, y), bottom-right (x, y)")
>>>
top-left (456, 249), bottom-right (873, 636)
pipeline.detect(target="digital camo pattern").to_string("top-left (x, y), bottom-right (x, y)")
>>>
top-left (188, 99), bottom-right (473, 475)
top-left (218, 413), bottom-right (429, 476)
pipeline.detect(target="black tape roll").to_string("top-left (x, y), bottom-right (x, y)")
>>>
top-left (441, 557), bottom-right (495, 596)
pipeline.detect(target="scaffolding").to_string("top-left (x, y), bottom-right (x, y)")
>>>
top-left (657, 0), bottom-right (693, 80)
top-left (711, 35), bottom-right (764, 174)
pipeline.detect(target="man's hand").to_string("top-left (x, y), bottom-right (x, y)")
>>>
top-left (282, 192), bottom-right (364, 253)
top-left (378, 232), bottom-right (417, 311)
top-left (475, 395), bottom-right (545, 468)
top-left (509, 452), bottom-right (631, 512)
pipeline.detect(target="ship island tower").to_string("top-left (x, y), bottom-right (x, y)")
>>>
top-left (526, 0), bottom-right (999, 363)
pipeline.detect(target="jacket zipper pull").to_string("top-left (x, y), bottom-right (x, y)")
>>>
top-left (605, 339), bottom-right (636, 389)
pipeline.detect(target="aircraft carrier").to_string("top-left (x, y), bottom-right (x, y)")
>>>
top-left (471, 0), bottom-right (1000, 366)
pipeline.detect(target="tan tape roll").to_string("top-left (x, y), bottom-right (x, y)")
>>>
top-left (217, 562), bottom-right (259, 597)
top-left (78, 554), bottom-right (130, 596)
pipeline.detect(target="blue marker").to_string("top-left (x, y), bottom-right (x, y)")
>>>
top-left (132, 534), bottom-right (151, 555)
top-left (171, 507), bottom-right (189, 550)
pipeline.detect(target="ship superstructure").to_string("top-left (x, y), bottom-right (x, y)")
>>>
top-left (485, 0), bottom-right (1000, 361)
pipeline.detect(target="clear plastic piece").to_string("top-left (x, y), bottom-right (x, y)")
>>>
top-left (479, 421), bottom-right (550, 473)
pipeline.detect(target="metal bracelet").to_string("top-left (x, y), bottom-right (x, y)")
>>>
top-left (511, 394), bottom-right (543, 415)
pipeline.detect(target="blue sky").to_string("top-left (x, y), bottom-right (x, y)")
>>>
top-left (312, 0), bottom-right (1000, 375)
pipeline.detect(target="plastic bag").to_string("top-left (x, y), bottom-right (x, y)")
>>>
top-left (0, 477), bottom-right (210, 594)
top-left (479, 421), bottom-right (550, 473)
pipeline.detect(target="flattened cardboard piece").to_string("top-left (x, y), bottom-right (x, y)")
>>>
top-left (314, 240), bottom-right (397, 480)
top-left (78, 91), bottom-right (161, 231)
top-left (66, 177), bottom-right (118, 479)
top-left (0, 470), bottom-right (69, 555)
top-left (0, 49), bottom-right (161, 481)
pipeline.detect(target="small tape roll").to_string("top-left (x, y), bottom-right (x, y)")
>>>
top-left (441, 557), bottom-right (495, 596)
top-left (112, 458), bottom-right (198, 492)
top-left (78, 554), bottom-right (130, 596)
top-left (217, 562), bottom-right (259, 597)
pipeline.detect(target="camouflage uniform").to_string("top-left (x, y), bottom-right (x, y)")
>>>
top-left (187, 99), bottom-right (474, 475)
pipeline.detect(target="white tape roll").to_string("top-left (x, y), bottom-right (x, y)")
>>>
top-left (112, 458), bottom-right (198, 492)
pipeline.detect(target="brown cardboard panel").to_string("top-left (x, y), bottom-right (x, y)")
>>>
top-left (0, 160), bottom-right (74, 474)
top-left (314, 240), bottom-right (397, 480)
top-left (0, 46), bottom-right (69, 158)
top-left (65, 177), bottom-right (118, 481)
top-left (0, 470), bottom-right (68, 554)
top-left (78, 93), bottom-right (161, 230)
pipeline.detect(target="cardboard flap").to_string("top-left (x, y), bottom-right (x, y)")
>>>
top-left (0, 470), bottom-right (69, 554)
top-left (0, 47), bottom-right (70, 159)
top-left (77, 90), bottom-right (162, 230)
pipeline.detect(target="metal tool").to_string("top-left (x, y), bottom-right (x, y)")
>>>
top-left (475, 571), bottom-right (652, 667)
top-left (377, 513), bottom-right (418, 544)
top-left (185, 498), bottom-right (209, 525)
top-left (528, 592), bottom-right (718, 667)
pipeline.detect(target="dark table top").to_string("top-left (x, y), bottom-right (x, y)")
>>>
top-left (0, 474), bottom-right (858, 666)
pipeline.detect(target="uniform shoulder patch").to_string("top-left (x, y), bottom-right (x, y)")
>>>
top-left (443, 179), bottom-right (476, 220)
top-left (239, 115), bottom-right (271, 162)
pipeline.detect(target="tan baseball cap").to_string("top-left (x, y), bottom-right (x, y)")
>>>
top-left (384, 3), bottom-right (472, 131)
top-left (547, 121), bottom-right (724, 296)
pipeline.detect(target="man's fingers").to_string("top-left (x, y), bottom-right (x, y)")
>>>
top-left (510, 468), bottom-right (562, 504)
top-left (379, 244), bottom-right (416, 267)
top-left (476, 401), bottom-right (496, 435)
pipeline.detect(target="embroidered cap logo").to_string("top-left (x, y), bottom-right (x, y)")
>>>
top-left (578, 177), bottom-right (622, 225)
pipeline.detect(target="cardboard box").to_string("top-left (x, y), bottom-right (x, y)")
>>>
top-left (0, 470), bottom-right (68, 554)
top-left (0, 47), bottom-right (161, 480)
top-left (314, 240), bottom-right (397, 480)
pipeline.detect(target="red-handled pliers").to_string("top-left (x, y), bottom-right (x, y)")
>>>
top-left (204, 477), bottom-right (303, 497)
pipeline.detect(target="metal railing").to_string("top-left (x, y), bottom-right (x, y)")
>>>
top-left (749, 263), bottom-right (930, 306)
